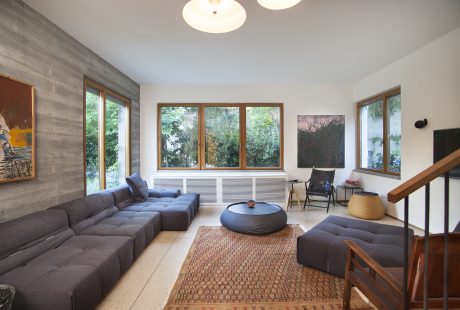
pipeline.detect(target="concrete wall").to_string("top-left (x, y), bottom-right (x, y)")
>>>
top-left (140, 84), bottom-right (354, 198)
top-left (353, 27), bottom-right (460, 232)
top-left (0, 0), bottom-right (140, 222)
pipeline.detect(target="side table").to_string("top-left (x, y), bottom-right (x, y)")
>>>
top-left (286, 180), bottom-right (302, 211)
top-left (335, 184), bottom-right (363, 206)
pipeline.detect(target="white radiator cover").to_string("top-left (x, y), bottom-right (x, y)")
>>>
top-left (152, 172), bottom-right (288, 205)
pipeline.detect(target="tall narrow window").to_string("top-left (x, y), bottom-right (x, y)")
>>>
top-left (158, 103), bottom-right (283, 170)
top-left (204, 106), bottom-right (240, 168)
top-left (357, 87), bottom-right (401, 176)
top-left (84, 79), bottom-right (130, 194)
top-left (246, 106), bottom-right (281, 168)
top-left (159, 105), bottom-right (199, 169)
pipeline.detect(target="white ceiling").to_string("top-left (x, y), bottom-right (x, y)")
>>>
top-left (25, 0), bottom-right (460, 85)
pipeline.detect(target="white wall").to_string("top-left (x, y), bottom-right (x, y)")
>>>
top-left (353, 27), bottom-right (460, 232)
top-left (140, 84), bottom-right (354, 198)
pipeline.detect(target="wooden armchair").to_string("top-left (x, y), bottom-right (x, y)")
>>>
top-left (343, 233), bottom-right (460, 310)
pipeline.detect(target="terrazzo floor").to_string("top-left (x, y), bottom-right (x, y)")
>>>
top-left (96, 203), bottom-right (421, 310)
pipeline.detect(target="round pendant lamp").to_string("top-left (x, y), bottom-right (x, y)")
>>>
top-left (257, 0), bottom-right (302, 10)
top-left (183, 0), bottom-right (246, 34)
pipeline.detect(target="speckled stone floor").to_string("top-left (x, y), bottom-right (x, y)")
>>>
top-left (96, 203), bottom-right (421, 310)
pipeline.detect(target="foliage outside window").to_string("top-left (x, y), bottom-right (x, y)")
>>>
top-left (85, 79), bottom-right (130, 194)
top-left (158, 104), bottom-right (283, 170)
top-left (357, 87), bottom-right (401, 175)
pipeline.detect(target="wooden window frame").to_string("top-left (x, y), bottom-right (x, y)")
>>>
top-left (356, 86), bottom-right (401, 176)
top-left (83, 78), bottom-right (131, 194)
top-left (157, 103), bottom-right (284, 170)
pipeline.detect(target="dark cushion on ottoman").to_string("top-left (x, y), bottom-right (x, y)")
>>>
top-left (297, 215), bottom-right (414, 277)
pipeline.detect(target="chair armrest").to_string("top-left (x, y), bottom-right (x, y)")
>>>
top-left (148, 188), bottom-right (181, 198)
top-left (344, 240), bottom-right (402, 292)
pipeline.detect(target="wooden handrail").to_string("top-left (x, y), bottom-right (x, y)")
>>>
top-left (388, 148), bottom-right (460, 203)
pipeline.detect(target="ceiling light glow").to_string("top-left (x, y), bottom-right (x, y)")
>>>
top-left (257, 0), bottom-right (302, 10)
top-left (183, 0), bottom-right (246, 34)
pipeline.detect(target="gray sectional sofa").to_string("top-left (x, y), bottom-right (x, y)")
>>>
top-left (0, 184), bottom-right (199, 310)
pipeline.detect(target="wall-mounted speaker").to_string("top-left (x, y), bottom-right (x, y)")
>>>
top-left (414, 118), bottom-right (428, 129)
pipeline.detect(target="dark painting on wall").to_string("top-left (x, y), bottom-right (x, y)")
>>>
top-left (0, 74), bottom-right (35, 183)
top-left (297, 115), bottom-right (345, 168)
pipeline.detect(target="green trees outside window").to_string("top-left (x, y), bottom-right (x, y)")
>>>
top-left (84, 80), bottom-right (130, 194)
top-left (158, 104), bottom-right (283, 170)
top-left (358, 87), bottom-right (401, 175)
top-left (160, 106), bottom-right (199, 168)
top-left (205, 107), bottom-right (240, 168)
top-left (246, 106), bottom-right (281, 168)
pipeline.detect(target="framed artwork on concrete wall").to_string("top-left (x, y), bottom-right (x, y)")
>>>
top-left (297, 115), bottom-right (345, 168)
top-left (0, 74), bottom-right (35, 183)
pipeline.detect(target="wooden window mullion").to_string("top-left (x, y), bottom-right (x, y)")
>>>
top-left (199, 105), bottom-right (205, 169)
top-left (240, 105), bottom-right (246, 169)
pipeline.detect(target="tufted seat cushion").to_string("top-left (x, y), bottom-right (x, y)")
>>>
top-left (0, 209), bottom-right (134, 310)
top-left (122, 199), bottom-right (193, 231)
top-left (297, 215), bottom-right (414, 277)
top-left (79, 211), bottom-right (161, 258)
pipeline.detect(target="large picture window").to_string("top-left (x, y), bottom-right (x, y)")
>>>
top-left (357, 87), bottom-right (401, 176)
top-left (158, 103), bottom-right (283, 170)
top-left (84, 79), bottom-right (131, 194)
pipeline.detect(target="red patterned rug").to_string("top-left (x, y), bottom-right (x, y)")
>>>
top-left (165, 225), bottom-right (371, 309)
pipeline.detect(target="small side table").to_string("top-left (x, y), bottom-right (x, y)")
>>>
top-left (336, 184), bottom-right (363, 206)
top-left (286, 180), bottom-right (302, 211)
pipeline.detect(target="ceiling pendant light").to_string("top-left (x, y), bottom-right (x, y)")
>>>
top-left (183, 0), bottom-right (246, 34)
top-left (257, 0), bottom-right (302, 10)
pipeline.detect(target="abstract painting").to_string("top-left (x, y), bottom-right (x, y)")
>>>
top-left (0, 74), bottom-right (35, 183)
top-left (298, 115), bottom-right (345, 168)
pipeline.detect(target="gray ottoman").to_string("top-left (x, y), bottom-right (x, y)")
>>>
top-left (297, 215), bottom-right (414, 277)
top-left (220, 202), bottom-right (287, 235)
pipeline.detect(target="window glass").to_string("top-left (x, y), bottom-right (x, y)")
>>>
top-left (357, 87), bottom-right (401, 175)
top-left (246, 106), bottom-right (281, 168)
top-left (84, 80), bottom-right (130, 194)
top-left (205, 106), bottom-right (240, 168)
top-left (160, 106), bottom-right (199, 168)
top-left (388, 94), bottom-right (401, 173)
top-left (360, 100), bottom-right (384, 170)
top-left (158, 104), bottom-right (283, 170)
top-left (85, 87), bottom-right (100, 195)
top-left (105, 95), bottom-right (128, 188)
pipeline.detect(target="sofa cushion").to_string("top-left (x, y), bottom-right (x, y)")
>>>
top-left (148, 188), bottom-right (180, 198)
top-left (80, 211), bottom-right (161, 258)
top-left (110, 184), bottom-right (134, 208)
top-left (0, 209), bottom-right (72, 275)
top-left (122, 199), bottom-right (194, 231)
top-left (0, 235), bottom-right (133, 310)
top-left (52, 192), bottom-right (117, 234)
top-left (297, 215), bottom-right (414, 277)
top-left (126, 172), bottom-right (149, 202)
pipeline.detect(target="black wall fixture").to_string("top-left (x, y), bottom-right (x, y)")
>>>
top-left (414, 118), bottom-right (428, 129)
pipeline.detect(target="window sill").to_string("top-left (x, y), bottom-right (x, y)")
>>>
top-left (353, 169), bottom-right (401, 180)
top-left (154, 170), bottom-right (287, 177)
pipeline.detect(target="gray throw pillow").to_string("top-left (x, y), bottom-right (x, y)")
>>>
top-left (126, 172), bottom-right (149, 202)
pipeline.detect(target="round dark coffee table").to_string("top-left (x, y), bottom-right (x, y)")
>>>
top-left (220, 202), bottom-right (287, 235)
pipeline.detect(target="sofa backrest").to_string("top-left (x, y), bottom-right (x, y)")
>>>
top-left (52, 191), bottom-right (118, 234)
top-left (0, 209), bottom-right (74, 275)
top-left (109, 184), bottom-right (134, 208)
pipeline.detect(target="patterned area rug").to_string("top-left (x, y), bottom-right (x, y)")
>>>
top-left (165, 225), bottom-right (371, 309)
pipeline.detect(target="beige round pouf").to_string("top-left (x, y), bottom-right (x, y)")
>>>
top-left (348, 192), bottom-right (385, 220)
